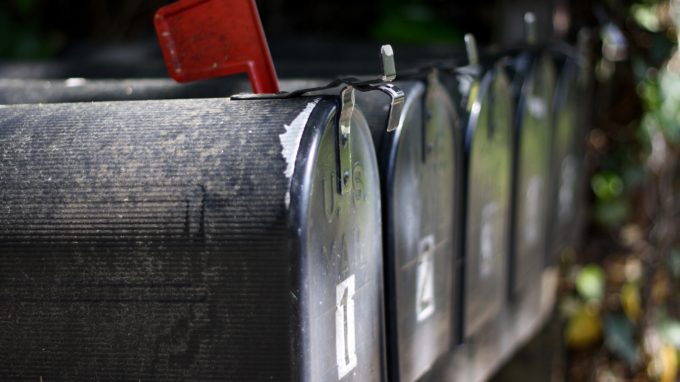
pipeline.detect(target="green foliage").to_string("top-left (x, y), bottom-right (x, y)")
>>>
top-left (576, 265), bottom-right (606, 302)
top-left (591, 171), bottom-right (630, 227)
top-left (372, 2), bottom-right (461, 43)
top-left (592, 171), bottom-right (625, 201)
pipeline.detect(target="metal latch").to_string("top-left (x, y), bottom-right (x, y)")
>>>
top-left (338, 86), bottom-right (355, 194)
top-left (334, 46), bottom-right (404, 194)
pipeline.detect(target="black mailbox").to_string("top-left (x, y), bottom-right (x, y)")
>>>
top-left (0, 96), bottom-right (385, 381)
top-left (547, 54), bottom-right (587, 265)
top-left (357, 74), bottom-right (460, 381)
top-left (460, 63), bottom-right (514, 339)
top-left (508, 51), bottom-right (557, 300)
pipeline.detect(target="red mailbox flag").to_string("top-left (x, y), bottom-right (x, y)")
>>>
top-left (154, 0), bottom-right (279, 93)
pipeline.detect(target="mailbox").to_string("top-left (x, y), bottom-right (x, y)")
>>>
top-left (357, 74), bottom-right (460, 381)
top-left (508, 50), bottom-right (557, 300)
top-left (547, 54), bottom-right (587, 265)
top-left (0, 95), bottom-right (385, 381)
top-left (460, 62), bottom-right (514, 338)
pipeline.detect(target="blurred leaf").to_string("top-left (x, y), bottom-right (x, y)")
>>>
top-left (566, 304), bottom-right (602, 349)
top-left (625, 255), bottom-right (644, 283)
top-left (604, 314), bottom-right (641, 367)
top-left (594, 198), bottom-right (631, 228)
top-left (559, 295), bottom-right (583, 319)
top-left (621, 224), bottom-right (644, 248)
top-left (667, 248), bottom-right (680, 279)
top-left (591, 172), bottom-right (625, 201)
top-left (656, 68), bottom-right (680, 144)
top-left (631, 3), bottom-right (661, 32)
top-left (639, 75), bottom-right (661, 112)
top-left (660, 320), bottom-right (680, 349)
top-left (652, 269), bottom-right (671, 304)
top-left (576, 265), bottom-right (606, 301)
top-left (649, 344), bottom-right (679, 382)
top-left (621, 282), bottom-right (642, 322)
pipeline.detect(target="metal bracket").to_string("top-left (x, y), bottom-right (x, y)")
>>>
top-left (376, 83), bottom-right (405, 132)
top-left (338, 86), bottom-right (355, 195)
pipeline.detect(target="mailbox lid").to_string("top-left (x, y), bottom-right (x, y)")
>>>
top-left (462, 64), bottom-right (514, 339)
top-left (383, 79), bottom-right (459, 381)
top-left (548, 56), bottom-right (586, 264)
top-left (510, 52), bottom-right (557, 297)
top-left (292, 100), bottom-right (385, 382)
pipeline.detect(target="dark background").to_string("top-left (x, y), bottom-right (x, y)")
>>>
top-left (0, 0), bottom-right (594, 60)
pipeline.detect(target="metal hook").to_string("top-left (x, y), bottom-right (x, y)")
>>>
top-left (380, 45), bottom-right (397, 82)
top-left (464, 34), bottom-right (479, 66)
top-left (338, 86), bottom-right (355, 194)
top-left (524, 12), bottom-right (538, 45)
top-left (375, 83), bottom-right (405, 133)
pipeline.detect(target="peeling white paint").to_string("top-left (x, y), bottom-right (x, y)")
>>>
top-left (64, 78), bottom-right (87, 87)
top-left (279, 99), bottom-right (319, 208)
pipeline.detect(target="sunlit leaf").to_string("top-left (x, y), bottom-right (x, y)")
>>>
top-left (591, 172), bottom-right (625, 201)
top-left (621, 282), bottom-right (642, 322)
top-left (649, 344), bottom-right (679, 382)
top-left (631, 3), bottom-right (661, 32)
top-left (660, 320), bottom-right (680, 349)
top-left (566, 304), bottom-right (602, 349)
top-left (576, 265), bottom-right (606, 301)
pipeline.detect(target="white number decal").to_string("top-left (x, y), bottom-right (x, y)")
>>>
top-left (524, 176), bottom-right (543, 245)
top-left (416, 235), bottom-right (436, 322)
top-left (559, 156), bottom-right (577, 220)
top-left (336, 274), bottom-right (357, 379)
top-left (480, 203), bottom-right (498, 278)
